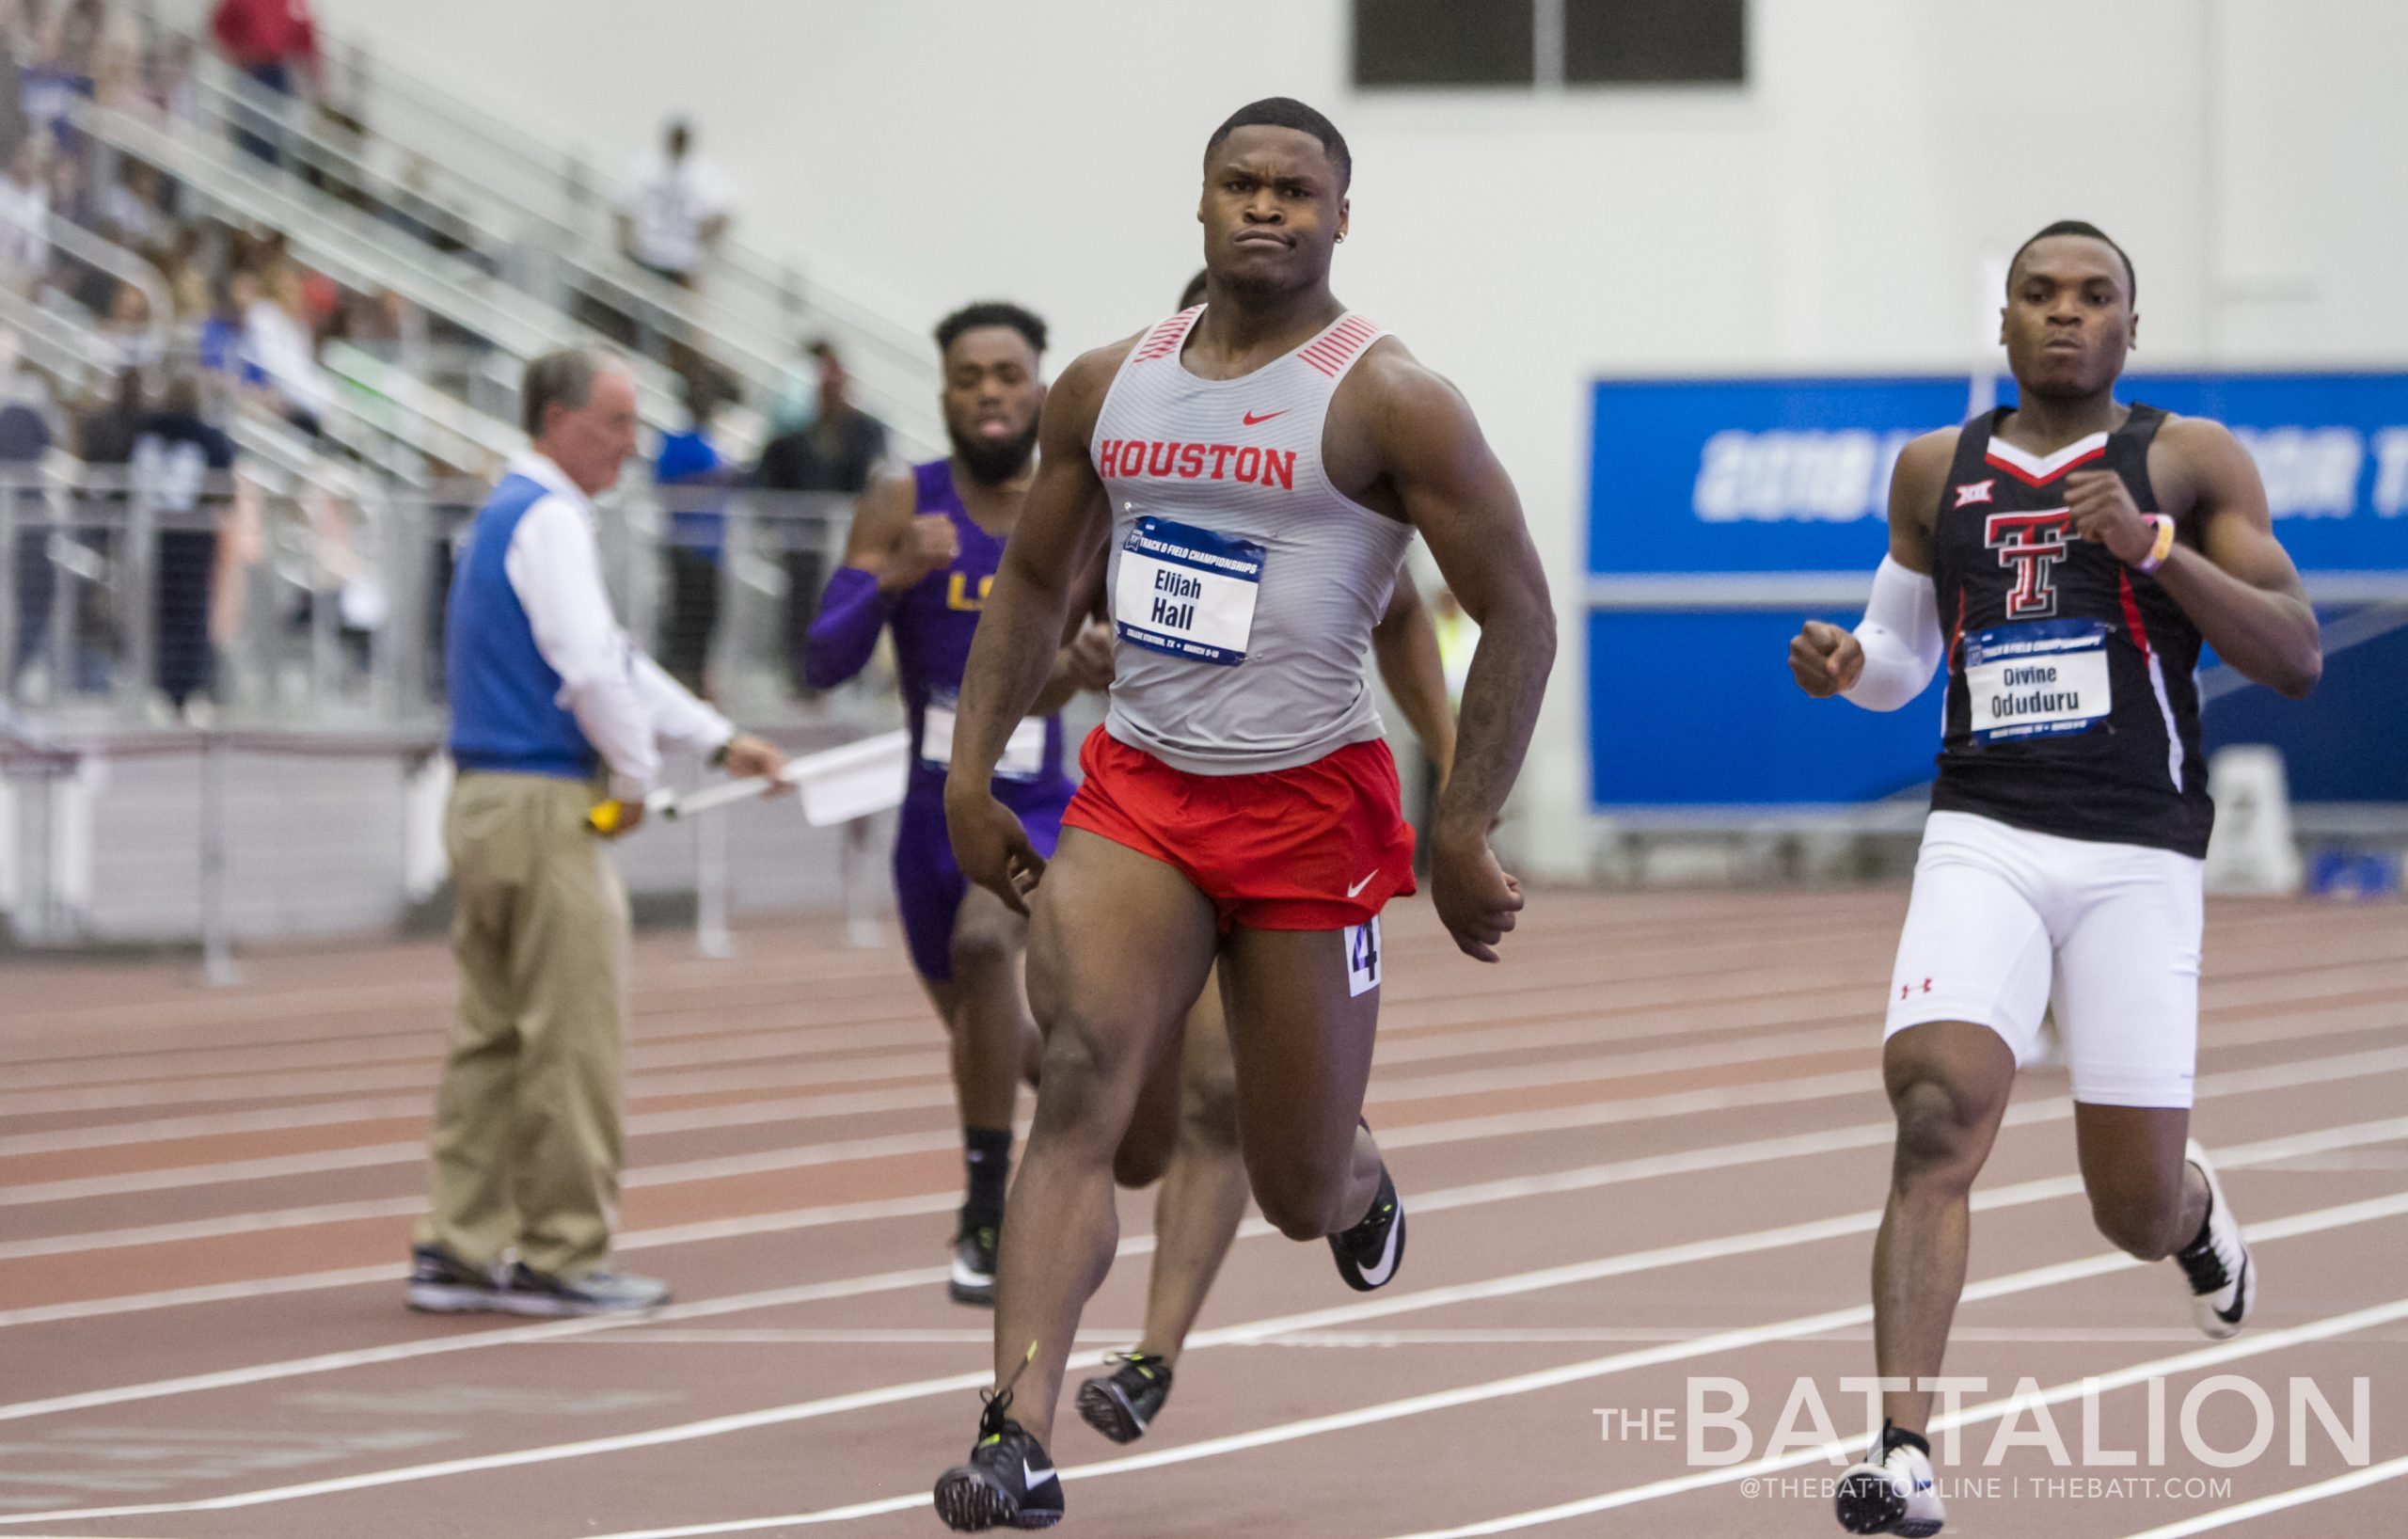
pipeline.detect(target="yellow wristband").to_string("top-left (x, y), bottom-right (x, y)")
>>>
top-left (2133, 514), bottom-right (2177, 575)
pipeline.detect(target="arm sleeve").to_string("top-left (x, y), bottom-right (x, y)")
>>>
top-left (505, 496), bottom-right (659, 801)
top-left (802, 564), bottom-right (890, 690)
top-left (1841, 556), bottom-right (1945, 712)
top-left (631, 651), bottom-right (736, 757)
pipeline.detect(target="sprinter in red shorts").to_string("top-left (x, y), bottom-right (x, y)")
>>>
top-left (928, 96), bottom-right (1558, 1531)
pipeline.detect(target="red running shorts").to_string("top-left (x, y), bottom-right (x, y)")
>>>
top-left (1062, 726), bottom-right (1417, 931)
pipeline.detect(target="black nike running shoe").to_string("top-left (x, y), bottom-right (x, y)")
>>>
top-left (1075, 1351), bottom-right (1173, 1444)
top-left (933, 1390), bottom-right (1063, 1531)
top-left (1328, 1161), bottom-right (1406, 1292)
top-left (949, 1218), bottom-right (999, 1309)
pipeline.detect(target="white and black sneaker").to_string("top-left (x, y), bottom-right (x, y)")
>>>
top-left (950, 1219), bottom-right (1000, 1309)
top-left (1836, 1422), bottom-right (1944, 1536)
top-left (2177, 1139), bottom-right (2256, 1340)
top-left (404, 1244), bottom-right (503, 1313)
top-left (1328, 1161), bottom-right (1406, 1293)
top-left (934, 1390), bottom-right (1063, 1531)
top-left (496, 1261), bottom-right (672, 1317)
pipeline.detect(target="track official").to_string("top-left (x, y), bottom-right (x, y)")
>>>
top-left (412, 349), bottom-right (784, 1317)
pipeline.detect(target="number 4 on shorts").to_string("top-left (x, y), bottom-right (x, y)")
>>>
top-left (1344, 917), bottom-right (1381, 997)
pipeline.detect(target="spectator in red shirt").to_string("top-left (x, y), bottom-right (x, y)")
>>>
top-left (212, 0), bottom-right (319, 159)
top-left (212, 0), bottom-right (319, 90)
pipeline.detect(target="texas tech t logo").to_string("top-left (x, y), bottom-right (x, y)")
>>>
top-left (1986, 509), bottom-right (2071, 618)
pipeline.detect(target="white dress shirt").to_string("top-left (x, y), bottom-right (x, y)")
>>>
top-left (501, 451), bottom-right (734, 801)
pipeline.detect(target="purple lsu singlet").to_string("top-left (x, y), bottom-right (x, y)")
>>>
top-left (892, 459), bottom-right (1069, 796)
top-left (888, 459), bottom-right (1070, 981)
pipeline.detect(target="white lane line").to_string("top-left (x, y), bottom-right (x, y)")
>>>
top-left (14, 1034), bottom-right (2403, 1267)
top-left (15, 972), bottom-right (2390, 1207)
top-left (12, 931), bottom-right (2391, 1125)
top-left (0, 1015), bottom-right (1875, 1210)
top-left (558, 1197), bottom-right (2408, 1539)
top-left (0, 1015), bottom-right (1866, 1208)
top-left (3, 1122), bottom-right (2397, 1523)
top-left (6, 1036), bottom-right (2400, 1336)
top-left (543, 1329), bottom-right (1142, 1346)
top-left (542, 1325), bottom-right (2408, 1349)
top-left (2114, 1452), bottom-right (2408, 1538)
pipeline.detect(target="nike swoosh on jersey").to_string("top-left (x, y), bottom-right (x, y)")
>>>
top-left (1242, 409), bottom-right (1288, 425)
top-left (1346, 871), bottom-right (1377, 897)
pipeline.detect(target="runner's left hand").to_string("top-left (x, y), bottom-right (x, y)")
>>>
top-left (1430, 825), bottom-right (1522, 963)
top-left (2065, 470), bottom-right (2153, 563)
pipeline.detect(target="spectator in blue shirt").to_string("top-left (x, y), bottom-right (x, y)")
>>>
top-left (655, 369), bottom-right (732, 692)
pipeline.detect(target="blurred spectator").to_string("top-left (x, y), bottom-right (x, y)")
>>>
top-left (96, 156), bottom-right (167, 246)
top-left (196, 271), bottom-right (244, 378)
top-left (240, 262), bottom-right (333, 434)
top-left (74, 362), bottom-right (138, 463)
top-left (3, 356), bottom-right (55, 690)
top-left (0, 134), bottom-right (44, 283)
top-left (214, 0), bottom-right (322, 162)
top-left (131, 372), bottom-right (235, 714)
top-left (756, 341), bottom-right (887, 690)
top-left (98, 277), bottom-right (161, 371)
top-left (655, 369), bottom-right (733, 691)
top-left (90, 11), bottom-right (144, 113)
top-left (151, 33), bottom-right (199, 128)
top-left (755, 342), bottom-right (886, 495)
top-left (213, 0), bottom-right (320, 93)
top-left (19, 0), bottom-right (97, 152)
top-left (0, 1), bottom-right (29, 165)
top-left (764, 333), bottom-right (822, 437)
top-left (616, 117), bottom-right (733, 287)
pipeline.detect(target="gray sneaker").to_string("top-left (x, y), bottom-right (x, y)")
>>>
top-left (497, 1261), bottom-right (672, 1316)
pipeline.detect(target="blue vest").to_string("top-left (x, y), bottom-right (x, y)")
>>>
top-left (446, 474), bottom-right (596, 780)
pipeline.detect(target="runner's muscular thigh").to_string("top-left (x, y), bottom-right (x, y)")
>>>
top-left (1023, 829), bottom-right (1220, 1117)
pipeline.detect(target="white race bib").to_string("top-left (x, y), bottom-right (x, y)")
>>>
top-left (1964, 620), bottom-right (2114, 743)
top-left (1344, 917), bottom-right (1382, 997)
top-left (1114, 516), bottom-right (1265, 668)
top-left (921, 704), bottom-right (1049, 780)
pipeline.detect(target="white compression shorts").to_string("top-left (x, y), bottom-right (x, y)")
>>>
top-left (1884, 811), bottom-right (2206, 1108)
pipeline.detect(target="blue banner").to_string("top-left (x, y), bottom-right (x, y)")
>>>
top-left (1586, 372), bottom-right (2408, 808)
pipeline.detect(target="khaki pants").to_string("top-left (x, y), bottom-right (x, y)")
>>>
top-left (416, 771), bottom-right (630, 1278)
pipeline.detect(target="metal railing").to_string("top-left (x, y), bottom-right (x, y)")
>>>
top-left (0, 464), bottom-right (869, 733)
top-left (0, 463), bottom-right (908, 960)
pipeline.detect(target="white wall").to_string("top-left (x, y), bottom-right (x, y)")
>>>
top-left (318, 0), bottom-right (2408, 875)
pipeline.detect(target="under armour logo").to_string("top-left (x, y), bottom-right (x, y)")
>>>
top-left (1955, 480), bottom-right (1995, 508)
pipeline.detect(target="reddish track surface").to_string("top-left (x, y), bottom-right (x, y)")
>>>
top-left (1, 888), bottom-right (2402, 1538)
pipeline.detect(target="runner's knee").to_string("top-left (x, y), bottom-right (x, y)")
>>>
top-left (949, 913), bottom-right (1021, 982)
top-left (2084, 1159), bottom-right (2191, 1261)
top-left (1889, 1075), bottom-right (2000, 1193)
top-left (1027, 1008), bottom-right (1147, 1150)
